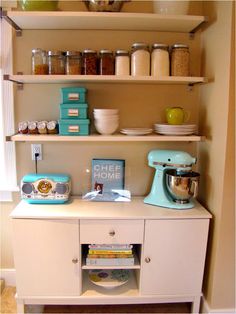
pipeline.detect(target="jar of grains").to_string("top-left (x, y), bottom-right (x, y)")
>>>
top-left (82, 49), bottom-right (97, 75)
top-left (171, 44), bottom-right (190, 76)
top-left (115, 50), bottom-right (130, 76)
top-left (32, 48), bottom-right (48, 75)
top-left (65, 51), bottom-right (82, 75)
top-left (48, 50), bottom-right (65, 75)
top-left (151, 43), bottom-right (170, 77)
top-left (99, 50), bottom-right (114, 75)
top-left (131, 43), bottom-right (150, 76)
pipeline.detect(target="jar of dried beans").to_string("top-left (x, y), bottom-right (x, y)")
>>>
top-left (48, 50), bottom-right (65, 75)
top-left (82, 49), bottom-right (97, 75)
top-left (131, 43), bottom-right (150, 76)
top-left (171, 44), bottom-right (190, 76)
top-left (32, 48), bottom-right (48, 75)
top-left (65, 51), bottom-right (82, 75)
top-left (99, 50), bottom-right (114, 75)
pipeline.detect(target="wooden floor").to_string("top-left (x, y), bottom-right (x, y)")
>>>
top-left (1, 286), bottom-right (191, 314)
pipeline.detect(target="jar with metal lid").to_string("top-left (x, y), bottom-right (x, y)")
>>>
top-left (37, 121), bottom-right (48, 134)
top-left (18, 121), bottom-right (28, 134)
top-left (28, 121), bottom-right (38, 134)
top-left (47, 120), bottom-right (58, 134)
top-left (131, 43), bottom-right (150, 76)
top-left (65, 51), bottom-right (82, 75)
top-left (82, 49), bottom-right (97, 75)
top-left (171, 44), bottom-right (190, 76)
top-left (151, 43), bottom-right (170, 77)
top-left (48, 50), bottom-right (65, 75)
top-left (99, 50), bottom-right (114, 75)
top-left (115, 50), bottom-right (130, 76)
top-left (32, 48), bottom-right (48, 75)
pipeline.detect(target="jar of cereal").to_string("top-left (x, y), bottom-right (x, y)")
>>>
top-left (82, 49), bottom-right (97, 75)
top-left (151, 43), bottom-right (169, 77)
top-left (48, 50), bottom-right (65, 75)
top-left (65, 51), bottom-right (82, 75)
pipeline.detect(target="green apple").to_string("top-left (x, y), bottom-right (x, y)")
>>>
top-left (19, 0), bottom-right (58, 11)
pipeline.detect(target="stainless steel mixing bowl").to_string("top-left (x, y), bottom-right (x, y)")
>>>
top-left (83, 0), bottom-right (130, 12)
top-left (166, 169), bottom-right (200, 204)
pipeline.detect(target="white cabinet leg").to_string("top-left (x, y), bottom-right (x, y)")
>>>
top-left (16, 300), bottom-right (25, 314)
top-left (191, 296), bottom-right (201, 314)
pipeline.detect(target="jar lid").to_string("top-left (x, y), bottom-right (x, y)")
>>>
top-left (32, 48), bottom-right (46, 54)
top-left (83, 49), bottom-right (97, 54)
top-left (152, 43), bottom-right (169, 50)
top-left (65, 51), bottom-right (81, 56)
top-left (99, 49), bottom-right (113, 55)
top-left (48, 50), bottom-right (64, 56)
top-left (131, 43), bottom-right (149, 52)
top-left (115, 50), bottom-right (129, 56)
top-left (172, 44), bottom-right (189, 49)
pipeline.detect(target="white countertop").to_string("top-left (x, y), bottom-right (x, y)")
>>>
top-left (10, 197), bottom-right (211, 220)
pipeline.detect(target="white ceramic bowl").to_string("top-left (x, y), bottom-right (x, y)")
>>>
top-left (93, 109), bottom-right (119, 115)
top-left (94, 115), bottom-right (119, 121)
top-left (153, 1), bottom-right (189, 15)
top-left (94, 120), bottom-right (119, 135)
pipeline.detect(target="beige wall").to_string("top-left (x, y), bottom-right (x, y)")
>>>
top-left (198, 1), bottom-right (235, 311)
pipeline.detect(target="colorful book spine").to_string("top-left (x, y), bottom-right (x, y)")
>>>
top-left (89, 244), bottom-right (133, 250)
top-left (88, 254), bottom-right (134, 258)
top-left (86, 258), bottom-right (135, 266)
top-left (88, 250), bottom-right (132, 255)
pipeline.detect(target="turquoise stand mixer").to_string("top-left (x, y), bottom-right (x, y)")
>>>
top-left (144, 150), bottom-right (200, 209)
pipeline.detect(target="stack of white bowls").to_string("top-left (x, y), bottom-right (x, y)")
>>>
top-left (93, 109), bottom-right (119, 135)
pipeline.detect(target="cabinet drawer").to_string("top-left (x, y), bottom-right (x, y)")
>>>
top-left (80, 219), bottom-right (144, 244)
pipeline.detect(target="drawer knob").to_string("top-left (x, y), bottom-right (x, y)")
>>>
top-left (109, 230), bottom-right (116, 237)
top-left (72, 258), bottom-right (78, 264)
top-left (145, 257), bottom-right (151, 263)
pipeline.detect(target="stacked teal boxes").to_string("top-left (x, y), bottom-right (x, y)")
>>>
top-left (59, 87), bottom-right (90, 136)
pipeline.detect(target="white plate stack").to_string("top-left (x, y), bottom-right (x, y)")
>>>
top-left (93, 109), bottom-right (119, 135)
top-left (154, 124), bottom-right (198, 136)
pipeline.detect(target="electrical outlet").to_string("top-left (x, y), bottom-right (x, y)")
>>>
top-left (31, 144), bottom-right (43, 161)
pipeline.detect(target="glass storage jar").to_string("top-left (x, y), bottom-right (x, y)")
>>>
top-left (48, 50), bottom-right (65, 75)
top-left (171, 44), bottom-right (190, 76)
top-left (131, 43), bottom-right (150, 76)
top-left (82, 49), bottom-right (97, 75)
top-left (115, 50), bottom-right (130, 76)
top-left (151, 43), bottom-right (169, 77)
top-left (65, 51), bottom-right (82, 75)
top-left (32, 48), bottom-right (48, 74)
top-left (99, 50), bottom-right (114, 75)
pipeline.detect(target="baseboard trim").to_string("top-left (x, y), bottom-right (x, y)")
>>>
top-left (201, 296), bottom-right (235, 314)
top-left (0, 268), bottom-right (16, 286)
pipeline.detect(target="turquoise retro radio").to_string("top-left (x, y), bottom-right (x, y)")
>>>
top-left (21, 173), bottom-right (71, 204)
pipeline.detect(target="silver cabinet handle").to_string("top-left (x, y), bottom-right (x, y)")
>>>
top-left (72, 258), bottom-right (78, 264)
top-left (109, 230), bottom-right (115, 236)
top-left (145, 257), bottom-right (151, 263)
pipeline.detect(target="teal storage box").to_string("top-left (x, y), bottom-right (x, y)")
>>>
top-left (60, 103), bottom-right (88, 119)
top-left (59, 119), bottom-right (90, 136)
top-left (61, 87), bottom-right (87, 104)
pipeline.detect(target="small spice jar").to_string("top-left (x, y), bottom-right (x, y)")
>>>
top-left (48, 50), bottom-right (65, 75)
top-left (28, 121), bottom-right (38, 134)
top-left (171, 44), bottom-right (190, 76)
top-left (18, 121), bottom-right (28, 134)
top-left (32, 48), bottom-right (48, 75)
top-left (99, 50), bottom-right (114, 75)
top-left (37, 121), bottom-right (48, 134)
top-left (47, 120), bottom-right (58, 134)
top-left (82, 49), bottom-right (97, 75)
top-left (151, 43), bottom-right (170, 77)
top-left (65, 51), bottom-right (82, 75)
top-left (115, 50), bottom-right (130, 76)
top-left (131, 43), bottom-right (150, 76)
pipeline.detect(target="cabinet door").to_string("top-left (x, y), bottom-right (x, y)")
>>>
top-left (141, 219), bottom-right (209, 295)
top-left (12, 219), bottom-right (80, 296)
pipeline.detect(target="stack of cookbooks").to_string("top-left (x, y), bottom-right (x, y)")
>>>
top-left (86, 244), bottom-right (134, 266)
